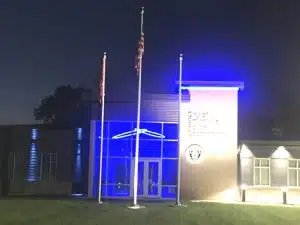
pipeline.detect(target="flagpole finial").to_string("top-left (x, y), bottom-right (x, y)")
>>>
top-left (141, 6), bottom-right (144, 14)
top-left (180, 53), bottom-right (183, 61)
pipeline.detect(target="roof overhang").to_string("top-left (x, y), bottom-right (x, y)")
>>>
top-left (176, 81), bottom-right (244, 91)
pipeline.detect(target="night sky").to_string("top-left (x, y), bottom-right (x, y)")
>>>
top-left (1, 1), bottom-right (300, 125)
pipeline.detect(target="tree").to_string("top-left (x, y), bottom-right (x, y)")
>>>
top-left (34, 85), bottom-right (93, 128)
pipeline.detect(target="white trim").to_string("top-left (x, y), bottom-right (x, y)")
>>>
top-left (181, 86), bottom-right (239, 91)
top-left (91, 119), bottom-right (178, 124)
top-left (241, 140), bottom-right (300, 147)
top-left (253, 158), bottom-right (271, 187)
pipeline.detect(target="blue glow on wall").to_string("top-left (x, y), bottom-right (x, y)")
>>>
top-left (74, 144), bottom-right (82, 182)
top-left (31, 128), bottom-right (37, 140)
top-left (74, 128), bottom-right (82, 183)
top-left (92, 121), bottom-right (179, 199)
top-left (28, 128), bottom-right (38, 182)
top-left (77, 128), bottom-right (82, 141)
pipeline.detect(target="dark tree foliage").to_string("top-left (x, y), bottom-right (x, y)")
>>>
top-left (34, 85), bottom-right (92, 128)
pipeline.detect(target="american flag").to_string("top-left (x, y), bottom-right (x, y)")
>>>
top-left (99, 54), bottom-right (106, 102)
top-left (135, 32), bottom-right (144, 75)
top-left (99, 72), bottom-right (104, 102)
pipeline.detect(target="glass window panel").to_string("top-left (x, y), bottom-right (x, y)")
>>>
top-left (289, 160), bottom-right (297, 168)
top-left (298, 170), bottom-right (300, 187)
top-left (254, 159), bottom-right (260, 167)
top-left (41, 153), bottom-right (49, 180)
top-left (162, 186), bottom-right (176, 199)
top-left (107, 158), bottom-right (130, 185)
top-left (254, 168), bottom-right (260, 185)
top-left (297, 160), bottom-right (300, 168)
top-left (261, 159), bottom-right (269, 167)
top-left (261, 168), bottom-right (269, 185)
top-left (94, 138), bottom-right (109, 158)
top-left (109, 122), bottom-right (133, 139)
top-left (162, 159), bottom-right (178, 185)
top-left (109, 139), bottom-right (132, 157)
top-left (131, 122), bottom-right (163, 140)
top-left (289, 169), bottom-right (297, 186)
top-left (163, 123), bottom-right (178, 140)
top-left (48, 153), bottom-right (57, 180)
top-left (100, 184), bottom-right (107, 197)
top-left (94, 184), bottom-right (108, 197)
top-left (106, 185), bottom-right (130, 197)
top-left (95, 121), bottom-right (110, 139)
top-left (133, 140), bottom-right (161, 157)
top-left (99, 157), bottom-right (107, 185)
top-left (140, 122), bottom-right (162, 134)
top-left (93, 158), bottom-right (108, 197)
top-left (162, 141), bottom-right (178, 158)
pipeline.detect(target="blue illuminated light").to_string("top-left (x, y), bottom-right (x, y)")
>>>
top-left (28, 128), bottom-right (38, 182)
top-left (74, 128), bottom-right (82, 183)
top-left (28, 143), bottom-right (37, 182)
top-left (77, 128), bottom-right (82, 141)
top-left (110, 128), bottom-right (165, 139)
top-left (31, 128), bottom-right (37, 140)
top-left (181, 86), bottom-right (239, 91)
top-left (74, 143), bottom-right (82, 182)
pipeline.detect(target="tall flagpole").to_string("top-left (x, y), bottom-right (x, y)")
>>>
top-left (132, 7), bottom-right (144, 208)
top-left (98, 52), bottom-right (107, 204)
top-left (176, 54), bottom-right (183, 205)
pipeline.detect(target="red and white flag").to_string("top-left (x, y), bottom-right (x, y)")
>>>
top-left (135, 32), bottom-right (144, 75)
top-left (99, 53), bottom-right (107, 102)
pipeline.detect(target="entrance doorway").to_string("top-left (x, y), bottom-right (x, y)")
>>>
top-left (130, 158), bottom-right (162, 198)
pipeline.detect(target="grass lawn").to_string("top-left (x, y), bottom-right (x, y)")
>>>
top-left (1, 199), bottom-right (300, 225)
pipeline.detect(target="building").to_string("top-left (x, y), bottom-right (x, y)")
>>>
top-left (239, 140), bottom-right (300, 204)
top-left (0, 125), bottom-right (83, 196)
top-left (87, 80), bottom-right (300, 205)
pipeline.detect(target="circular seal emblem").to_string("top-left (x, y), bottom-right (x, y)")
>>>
top-left (185, 144), bottom-right (203, 164)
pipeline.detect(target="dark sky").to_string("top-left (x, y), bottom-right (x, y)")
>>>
top-left (1, 0), bottom-right (300, 125)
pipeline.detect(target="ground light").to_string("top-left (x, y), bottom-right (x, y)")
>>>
top-left (282, 186), bottom-right (288, 204)
top-left (241, 184), bottom-right (248, 202)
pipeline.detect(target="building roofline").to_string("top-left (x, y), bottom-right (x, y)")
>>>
top-left (176, 80), bottom-right (244, 90)
top-left (240, 140), bottom-right (300, 146)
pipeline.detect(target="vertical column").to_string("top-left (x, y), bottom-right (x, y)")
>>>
top-left (88, 121), bottom-right (96, 198)
top-left (73, 128), bottom-right (83, 195)
top-left (28, 128), bottom-right (38, 182)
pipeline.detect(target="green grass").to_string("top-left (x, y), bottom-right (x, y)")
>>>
top-left (1, 199), bottom-right (300, 225)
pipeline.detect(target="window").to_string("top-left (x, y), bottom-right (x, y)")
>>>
top-left (40, 153), bottom-right (58, 180)
top-left (48, 153), bottom-right (58, 180)
top-left (288, 160), bottom-right (300, 187)
top-left (254, 158), bottom-right (270, 186)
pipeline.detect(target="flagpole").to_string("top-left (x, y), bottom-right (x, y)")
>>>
top-left (132, 7), bottom-right (144, 208)
top-left (176, 54), bottom-right (183, 205)
top-left (98, 52), bottom-right (107, 204)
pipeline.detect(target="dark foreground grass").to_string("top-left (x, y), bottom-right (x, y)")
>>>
top-left (1, 199), bottom-right (300, 225)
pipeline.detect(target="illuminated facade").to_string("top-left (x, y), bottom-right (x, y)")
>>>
top-left (88, 81), bottom-right (247, 202)
top-left (179, 84), bottom-right (241, 201)
top-left (88, 121), bottom-right (178, 199)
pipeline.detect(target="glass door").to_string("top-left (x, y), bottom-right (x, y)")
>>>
top-left (147, 161), bottom-right (159, 196)
top-left (137, 161), bottom-right (144, 196)
top-left (131, 158), bottom-right (161, 198)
